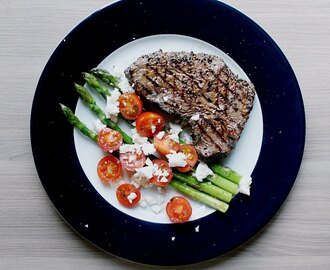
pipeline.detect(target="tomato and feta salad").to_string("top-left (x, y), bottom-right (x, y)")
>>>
top-left (90, 79), bottom-right (199, 222)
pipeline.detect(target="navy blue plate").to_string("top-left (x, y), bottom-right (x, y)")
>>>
top-left (31, 0), bottom-right (305, 266)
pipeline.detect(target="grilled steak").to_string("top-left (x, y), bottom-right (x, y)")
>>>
top-left (125, 50), bottom-right (255, 162)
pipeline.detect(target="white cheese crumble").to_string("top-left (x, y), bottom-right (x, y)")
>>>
top-left (151, 125), bottom-right (156, 134)
top-left (134, 165), bottom-right (154, 180)
top-left (104, 89), bottom-right (121, 122)
top-left (195, 225), bottom-right (200, 232)
top-left (166, 150), bottom-right (187, 167)
top-left (127, 192), bottom-right (137, 203)
top-left (119, 144), bottom-right (137, 153)
top-left (140, 143), bottom-right (156, 155)
top-left (155, 131), bottom-right (165, 139)
top-left (108, 66), bottom-right (135, 93)
top-left (193, 162), bottom-right (214, 181)
top-left (131, 128), bottom-right (148, 144)
top-left (238, 176), bottom-right (252, 196)
top-left (168, 122), bottom-right (182, 142)
top-left (93, 119), bottom-right (106, 133)
top-left (190, 113), bottom-right (200, 121)
top-left (151, 205), bottom-right (163, 213)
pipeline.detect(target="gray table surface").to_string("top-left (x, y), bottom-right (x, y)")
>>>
top-left (1, 0), bottom-right (329, 269)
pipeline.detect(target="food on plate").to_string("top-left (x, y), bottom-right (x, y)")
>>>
top-left (166, 196), bottom-right (192, 223)
top-left (152, 131), bottom-right (180, 155)
top-left (60, 49), bottom-right (254, 222)
top-left (116, 183), bottom-right (141, 207)
top-left (125, 50), bottom-right (255, 161)
top-left (135, 111), bottom-right (165, 137)
top-left (97, 155), bottom-right (122, 183)
top-left (97, 127), bottom-right (123, 152)
top-left (175, 144), bottom-right (198, 172)
top-left (118, 93), bottom-right (143, 120)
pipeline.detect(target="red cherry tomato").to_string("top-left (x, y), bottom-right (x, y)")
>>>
top-left (136, 112), bottom-right (165, 137)
top-left (116, 183), bottom-right (141, 207)
top-left (166, 196), bottom-right (192, 223)
top-left (98, 128), bottom-right (123, 152)
top-left (119, 149), bottom-right (146, 171)
top-left (118, 93), bottom-right (143, 120)
top-left (148, 159), bottom-right (173, 187)
top-left (97, 155), bottom-right (122, 183)
top-left (153, 132), bottom-right (180, 155)
top-left (176, 145), bottom-right (198, 172)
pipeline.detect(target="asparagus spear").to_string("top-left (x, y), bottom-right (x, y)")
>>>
top-left (206, 174), bottom-right (238, 194)
top-left (74, 83), bottom-right (133, 145)
top-left (173, 171), bottom-right (232, 203)
top-left (60, 104), bottom-right (98, 142)
top-left (91, 68), bottom-right (120, 89)
top-left (169, 179), bottom-right (229, 213)
top-left (82, 72), bottom-right (110, 99)
top-left (209, 164), bottom-right (242, 184)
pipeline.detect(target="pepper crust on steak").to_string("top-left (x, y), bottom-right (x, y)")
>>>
top-left (125, 50), bottom-right (255, 162)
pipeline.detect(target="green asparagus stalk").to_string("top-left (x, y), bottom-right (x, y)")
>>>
top-left (169, 179), bottom-right (229, 213)
top-left (91, 68), bottom-right (120, 89)
top-left (209, 164), bottom-right (242, 184)
top-left (173, 172), bottom-right (232, 203)
top-left (74, 83), bottom-right (133, 145)
top-left (206, 174), bottom-right (238, 194)
top-left (82, 72), bottom-right (110, 99)
top-left (60, 104), bottom-right (98, 142)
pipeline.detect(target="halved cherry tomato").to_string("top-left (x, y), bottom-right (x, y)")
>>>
top-left (119, 149), bottom-right (146, 171)
top-left (148, 159), bottom-right (173, 187)
top-left (153, 132), bottom-right (180, 155)
top-left (97, 155), bottom-right (122, 183)
top-left (136, 112), bottom-right (165, 137)
top-left (119, 93), bottom-right (143, 120)
top-left (98, 128), bottom-right (123, 152)
top-left (176, 145), bottom-right (198, 172)
top-left (166, 196), bottom-right (192, 223)
top-left (116, 183), bottom-right (141, 207)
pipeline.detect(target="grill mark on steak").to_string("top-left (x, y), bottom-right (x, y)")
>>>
top-left (125, 50), bottom-right (255, 161)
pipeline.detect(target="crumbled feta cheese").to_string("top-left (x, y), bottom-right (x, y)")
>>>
top-left (139, 198), bottom-right (147, 208)
top-left (193, 162), bottom-right (214, 181)
top-left (127, 192), bottom-right (137, 203)
top-left (238, 176), bottom-right (252, 196)
top-left (168, 122), bottom-right (182, 142)
top-left (104, 89), bottom-right (121, 122)
top-left (151, 125), bottom-right (156, 134)
top-left (145, 158), bottom-right (153, 166)
top-left (166, 150), bottom-right (187, 167)
top-left (163, 96), bottom-right (169, 102)
top-left (93, 119), bottom-right (106, 133)
top-left (195, 225), bottom-right (200, 232)
top-left (151, 205), bottom-right (162, 213)
top-left (108, 66), bottom-right (134, 93)
top-left (131, 128), bottom-right (148, 144)
top-left (140, 143), bottom-right (156, 155)
top-left (171, 236), bottom-right (175, 241)
top-left (180, 132), bottom-right (193, 144)
top-left (119, 144), bottom-right (137, 153)
top-left (144, 195), bottom-right (158, 206)
top-left (155, 131), bottom-right (165, 139)
top-left (190, 113), bottom-right (200, 121)
top-left (134, 165), bottom-right (154, 180)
